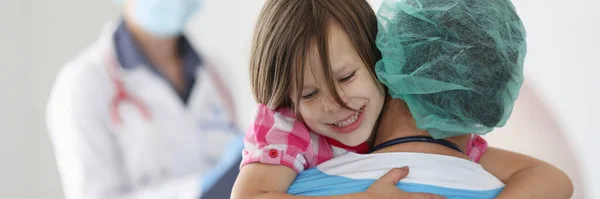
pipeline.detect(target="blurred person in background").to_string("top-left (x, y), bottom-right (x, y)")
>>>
top-left (46, 0), bottom-right (243, 198)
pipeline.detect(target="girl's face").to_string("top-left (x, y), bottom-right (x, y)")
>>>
top-left (291, 22), bottom-right (385, 146)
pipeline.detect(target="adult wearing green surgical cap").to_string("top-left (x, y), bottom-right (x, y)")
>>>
top-left (46, 0), bottom-right (244, 199)
top-left (283, 0), bottom-right (571, 198)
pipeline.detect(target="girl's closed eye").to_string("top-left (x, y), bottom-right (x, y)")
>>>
top-left (302, 70), bottom-right (356, 100)
top-left (339, 70), bottom-right (357, 83)
top-left (302, 90), bottom-right (318, 100)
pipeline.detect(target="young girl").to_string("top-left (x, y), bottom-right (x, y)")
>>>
top-left (232, 0), bottom-right (572, 198)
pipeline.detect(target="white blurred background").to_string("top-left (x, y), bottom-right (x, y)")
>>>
top-left (0, 0), bottom-right (597, 198)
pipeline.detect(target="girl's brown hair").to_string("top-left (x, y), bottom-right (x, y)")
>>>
top-left (250, 0), bottom-right (381, 112)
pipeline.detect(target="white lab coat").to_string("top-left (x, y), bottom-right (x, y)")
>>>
top-left (46, 22), bottom-right (243, 199)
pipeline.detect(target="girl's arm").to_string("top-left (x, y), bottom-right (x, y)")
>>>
top-left (480, 147), bottom-right (574, 199)
top-left (231, 164), bottom-right (443, 199)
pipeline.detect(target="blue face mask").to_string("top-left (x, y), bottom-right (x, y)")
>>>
top-left (113, 0), bottom-right (201, 37)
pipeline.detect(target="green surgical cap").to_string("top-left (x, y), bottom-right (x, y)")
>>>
top-left (375, 0), bottom-right (527, 139)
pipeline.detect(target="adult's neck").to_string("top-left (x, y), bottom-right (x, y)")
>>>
top-left (373, 97), bottom-right (470, 160)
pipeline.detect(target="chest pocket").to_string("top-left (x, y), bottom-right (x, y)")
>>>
top-left (115, 104), bottom-right (173, 187)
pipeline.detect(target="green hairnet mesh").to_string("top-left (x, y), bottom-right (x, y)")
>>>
top-left (375, 0), bottom-right (527, 139)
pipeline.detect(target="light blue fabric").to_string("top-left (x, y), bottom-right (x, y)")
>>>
top-left (113, 0), bottom-right (202, 37)
top-left (200, 136), bottom-right (244, 194)
top-left (287, 152), bottom-right (504, 199)
top-left (288, 168), bottom-right (502, 199)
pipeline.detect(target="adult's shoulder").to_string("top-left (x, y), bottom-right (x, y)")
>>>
top-left (47, 38), bottom-right (114, 116)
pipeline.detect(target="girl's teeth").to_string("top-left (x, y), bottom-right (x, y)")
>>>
top-left (335, 112), bottom-right (360, 127)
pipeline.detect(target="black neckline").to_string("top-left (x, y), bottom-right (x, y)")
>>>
top-left (370, 136), bottom-right (463, 154)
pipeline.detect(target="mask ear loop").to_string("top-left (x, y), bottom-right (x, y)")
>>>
top-left (105, 53), bottom-right (151, 125)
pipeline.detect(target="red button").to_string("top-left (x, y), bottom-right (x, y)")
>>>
top-left (268, 149), bottom-right (278, 158)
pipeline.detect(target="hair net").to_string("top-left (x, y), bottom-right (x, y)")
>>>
top-left (375, 0), bottom-right (527, 139)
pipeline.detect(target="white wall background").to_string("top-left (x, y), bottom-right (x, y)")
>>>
top-left (0, 1), bottom-right (31, 198)
top-left (0, 0), bottom-right (597, 198)
top-left (1, 0), bottom-right (119, 198)
top-left (498, 0), bottom-right (599, 198)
